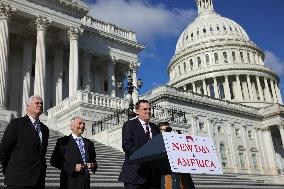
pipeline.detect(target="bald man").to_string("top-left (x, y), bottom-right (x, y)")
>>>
top-left (50, 116), bottom-right (98, 189)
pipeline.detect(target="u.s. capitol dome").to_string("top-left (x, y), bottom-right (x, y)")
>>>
top-left (168, 0), bottom-right (282, 107)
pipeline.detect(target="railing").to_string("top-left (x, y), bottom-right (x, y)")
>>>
top-left (142, 85), bottom-right (259, 114)
top-left (82, 16), bottom-right (137, 41)
top-left (48, 90), bottom-right (129, 118)
top-left (92, 105), bottom-right (187, 134)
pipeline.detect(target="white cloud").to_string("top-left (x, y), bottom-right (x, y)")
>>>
top-left (264, 51), bottom-right (284, 76)
top-left (88, 0), bottom-right (196, 44)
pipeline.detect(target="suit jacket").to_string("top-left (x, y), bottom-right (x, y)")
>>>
top-left (118, 118), bottom-right (160, 185)
top-left (0, 115), bottom-right (49, 187)
top-left (50, 135), bottom-right (98, 189)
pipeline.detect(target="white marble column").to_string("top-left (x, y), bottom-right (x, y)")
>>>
top-left (246, 75), bottom-right (253, 100)
top-left (192, 82), bottom-right (196, 93)
top-left (54, 43), bottom-right (64, 105)
top-left (108, 58), bottom-right (116, 97)
top-left (21, 34), bottom-right (33, 116)
top-left (262, 128), bottom-right (277, 174)
top-left (275, 82), bottom-right (283, 104)
top-left (263, 77), bottom-right (272, 102)
top-left (256, 76), bottom-right (264, 101)
top-left (235, 75), bottom-right (243, 101)
top-left (270, 80), bottom-right (278, 103)
top-left (82, 50), bottom-right (92, 91)
top-left (68, 26), bottom-right (81, 96)
top-left (224, 75), bottom-right (231, 100)
top-left (129, 62), bottom-right (140, 105)
top-left (202, 79), bottom-right (207, 96)
top-left (34, 16), bottom-right (49, 102)
top-left (213, 77), bottom-right (219, 98)
top-left (0, 4), bottom-right (14, 109)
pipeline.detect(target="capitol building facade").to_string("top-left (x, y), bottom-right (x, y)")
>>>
top-left (0, 0), bottom-right (284, 177)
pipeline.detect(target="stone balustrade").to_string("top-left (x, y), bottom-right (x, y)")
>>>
top-left (142, 85), bottom-right (260, 114)
top-left (82, 16), bottom-right (137, 41)
top-left (48, 90), bottom-right (129, 118)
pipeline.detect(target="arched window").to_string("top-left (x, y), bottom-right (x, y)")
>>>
top-left (205, 54), bottom-right (210, 65)
top-left (223, 52), bottom-right (228, 63)
top-left (190, 59), bottom-right (193, 70)
top-left (183, 62), bottom-right (186, 72)
top-left (232, 51), bottom-right (236, 63)
top-left (197, 57), bottom-right (201, 68)
top-left (240, 52), bottom-right (244, 62)
top-left (247, 52), bottom-right (251, 63)
top-left (214, 53), bottom-right (219, 64)
top-left (220, 143), bottom-right (227, 167)
top-left (238, 146), bottom-right (246, 169)
top-left (178, 65), bottom-right (181, 75)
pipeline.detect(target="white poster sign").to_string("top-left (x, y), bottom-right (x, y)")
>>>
top-left (162, 132), bottom-right (223, 174)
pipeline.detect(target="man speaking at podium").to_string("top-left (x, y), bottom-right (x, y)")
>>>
top-left (119, 100), bottom-right (161, 189)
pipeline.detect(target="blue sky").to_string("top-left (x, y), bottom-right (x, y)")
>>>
top-left (85, 0), bottom-right (284, 95)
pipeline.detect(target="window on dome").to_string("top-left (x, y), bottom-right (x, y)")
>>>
top-left (197, 30), bottom-right (199, 36)
top-left (209, 84), bottom-right (215, 97)
top-left (214, 53), bottom-right (219, 64)
top-left (240, 52), bottom-right (244, 62)
top-left (218, 82), bottom-right (225, 99)
top-left (203, 29), bottom-right (206, 33)
top-left (229, 82), bottom-right (235, 99)
top-left (223, 26), bottom-right (226, 30)
top-left (223, 52), bottom-right (228, 63)
top-left (210, 27), bottom-right (213, 32)
top-left (183, 62), bottom-right (186, 72)
top-left (247, 53), bottom-right (251, 63)
top-left (178, 65), bottom-right (181, 75)
top-left (191, 33), bottom-right (193, 38)
top-left (229, 26), bottom-right (232, 31)
top-left (197, 57), bottom-right (201, 68)
top-left (190, 59), bottom-right (193, 70)
top-left (232, 51), bottom-right (236, 63)
top-left (217, 26), bottom-right (220, 31)
top-left (205, 54), bottom-right (210, 65)
top-left (248, 130), bottom-right (253, 139)
top-left (186, 35), bottom-right (188, 40)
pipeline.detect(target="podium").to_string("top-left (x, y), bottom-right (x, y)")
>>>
top-left (129, 134), bottom-right (195, 189)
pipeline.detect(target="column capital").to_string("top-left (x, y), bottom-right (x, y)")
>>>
top-left (129, 62), bottom-right (140, 72)
top-left (0, 3), bottom-right (15, 18)
top-left (68, 26), bottom-right (83, 40)
top-left (35, 16), bottom-right (50, 31)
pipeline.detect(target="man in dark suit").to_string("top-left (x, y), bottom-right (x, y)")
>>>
top-left (0, 95), bottom-right (49, 189)
top-left (50, 116), bottom-right (98, 189)
top-left (119, 100), bottom-right (161, 189)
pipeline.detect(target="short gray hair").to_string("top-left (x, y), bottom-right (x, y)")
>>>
top-left (70, 116), bottom-right (82, 125)
top-left (26, 95), bottom-right (42, 106)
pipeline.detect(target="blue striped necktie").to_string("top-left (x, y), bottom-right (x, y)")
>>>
top-left (33, 120), bottom-right (42, 143)
top-left (77, 138), bottom-right (86, 164)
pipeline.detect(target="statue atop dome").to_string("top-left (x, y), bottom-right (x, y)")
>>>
top-left (195, 0), bottom-right (215, 15)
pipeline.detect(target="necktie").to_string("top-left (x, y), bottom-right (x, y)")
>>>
top-left (77, 138), bottom-right (86, 164)
top-left (145, 124), bottom-right (151, 141)
top-left (33, 120), bottom-right (42, 143)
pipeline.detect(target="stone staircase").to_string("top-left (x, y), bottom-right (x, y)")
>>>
top-left (0, 123), bottom-right (284, 189)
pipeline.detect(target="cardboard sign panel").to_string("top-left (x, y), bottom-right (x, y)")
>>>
top-left (162, 132), bottom-right (223, 174)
